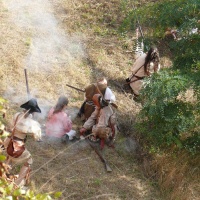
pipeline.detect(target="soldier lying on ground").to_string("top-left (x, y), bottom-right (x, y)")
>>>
top-left (79, 94), bottom-right (117, 149)
top-left (125, 46), bottom-right (160, 97)
top-left (3, 98), bottom-right (42, 188)
top-left (78, 77), bottom-right (116, 121)
top-left (45, 95), bottom-right (77, 143)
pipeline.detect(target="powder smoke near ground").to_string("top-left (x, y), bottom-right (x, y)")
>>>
top-left (2, 0), bottom-right (87, 120)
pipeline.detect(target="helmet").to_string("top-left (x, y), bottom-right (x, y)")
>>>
top-left (97, 77), bottom-right (107, 94)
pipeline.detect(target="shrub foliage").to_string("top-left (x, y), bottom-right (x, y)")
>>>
top-left (121, 0), bottom-right (200, 154)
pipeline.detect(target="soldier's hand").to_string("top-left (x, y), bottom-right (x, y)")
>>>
top-left (80, 127), bottom-right (87, 135)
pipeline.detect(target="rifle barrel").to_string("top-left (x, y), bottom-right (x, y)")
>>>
top-left (66, 84), bottom-right (85, 93)
top-left (86, 138), bottom-right (112, 172)
top-left (137, 20), bottom-right (144, 40)
top-left (24, 69), bottom-right (31, 99)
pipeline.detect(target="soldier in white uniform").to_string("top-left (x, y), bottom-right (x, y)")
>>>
top-left (4, 98), bottom-right (42, 187)
top-left (126, 46), bottom-right (161, 96)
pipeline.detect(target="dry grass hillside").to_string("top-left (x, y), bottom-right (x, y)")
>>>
top-left (1, 0), bottom-right (195, 200)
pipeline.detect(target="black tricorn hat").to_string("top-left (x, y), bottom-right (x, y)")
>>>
top-left (20, 98), bottom-right (41, 113)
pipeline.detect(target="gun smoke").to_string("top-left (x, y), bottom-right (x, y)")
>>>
top-left (2, 0), bottom-right (85, 121)
top-left (3, 0), bottom-right (85, 71)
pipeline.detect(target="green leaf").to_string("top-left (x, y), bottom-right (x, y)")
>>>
top-left (0, 154), bottom-right (6, 161)
top-left (13, 188), bottom-right (23, 196)
top-left (54, 192), bottom-right (62, 198)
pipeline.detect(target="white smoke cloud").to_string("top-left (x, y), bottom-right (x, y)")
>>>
top-left (3, 0), bottom-right (85, 71)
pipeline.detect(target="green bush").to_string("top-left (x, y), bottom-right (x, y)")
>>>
top-left (120, 0), bottom-right (200, 37)
top-left (120, 0), bottom-right (200, 154)
top-left (137, 70), bottom-right (199, 154)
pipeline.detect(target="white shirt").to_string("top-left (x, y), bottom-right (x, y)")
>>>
top-left (104, 87), bottom-right (116, 103)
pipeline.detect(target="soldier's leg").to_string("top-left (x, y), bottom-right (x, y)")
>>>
top-left (84, 103), bottom-right (95, 120)
top-left (100, 139), bottom-right (105, 150)
top-left (107, 125), bottom-right (117, 148)
top-left (14, 156), bottom-right (33, 187)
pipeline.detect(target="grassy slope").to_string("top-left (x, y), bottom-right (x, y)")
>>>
top-left (2, 0), bottom-right (198, 200)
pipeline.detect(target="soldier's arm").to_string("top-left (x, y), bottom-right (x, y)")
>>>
top-left (27, 120), bottom-right (42, 141)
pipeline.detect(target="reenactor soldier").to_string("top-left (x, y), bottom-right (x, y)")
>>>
top-left (80, 94), bottom-right (117, 149)
top-left (3, 98), bottom-right (42, 188)
top-left (78, 77), bottom-right (116, 121)
top-left (126, 46), bottom-right (161, 97)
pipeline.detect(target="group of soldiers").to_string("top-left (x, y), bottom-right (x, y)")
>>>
top-left (0, 45), bottom-right (161, 190)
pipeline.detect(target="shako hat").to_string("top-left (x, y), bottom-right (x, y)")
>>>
top-left (20, 98), bottom-right (41, 113)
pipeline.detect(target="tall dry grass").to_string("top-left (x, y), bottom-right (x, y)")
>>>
top-left (153, 151), bottom-right (200, 200)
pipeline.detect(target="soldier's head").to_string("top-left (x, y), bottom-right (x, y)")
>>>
top-left (97, 77), bottom-right (108, 94)
top-left (146, 46), bottom-right (160, 64)
top-left (92, 94), bottom-right (108, 108)
top-left (144, 46), bottom-right (160, 74)
top-left (97, 77), bottom-right (107, 85)
top-left (165, 28), bottom-right (178, 40)
top-left (54, 96), bottom-right (69, 114)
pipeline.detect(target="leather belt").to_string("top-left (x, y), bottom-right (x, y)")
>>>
top-left (86, 101), bottom-right (95, 106)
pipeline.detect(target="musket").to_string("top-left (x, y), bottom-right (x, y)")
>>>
top-left (86, 138), bottom-right (112, 172)
top-left (24, 68), bottom-right (31, 100)
top-left (136, 18), bottom-right (144, 40)
top-left (133, 6), bottom-right (144, 40)
top-left (66, 83), bottom-right (118, 109)
top-left (66, 83), bottom-right (85, 93)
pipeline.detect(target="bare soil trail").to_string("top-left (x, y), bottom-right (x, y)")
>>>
top-left (0, 0), bottom-right (162, 199)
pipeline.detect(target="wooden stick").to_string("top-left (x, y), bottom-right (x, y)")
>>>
top-left (24, 68), bottom-right (31, 100)
top-left (86, 138), bottom-right (112, 172)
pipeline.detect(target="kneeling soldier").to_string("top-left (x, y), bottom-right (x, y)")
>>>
top-left (80, 94), bottom-right (117, 149)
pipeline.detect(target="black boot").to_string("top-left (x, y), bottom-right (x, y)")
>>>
top-left (61, 134), bottom-right (69, 143)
